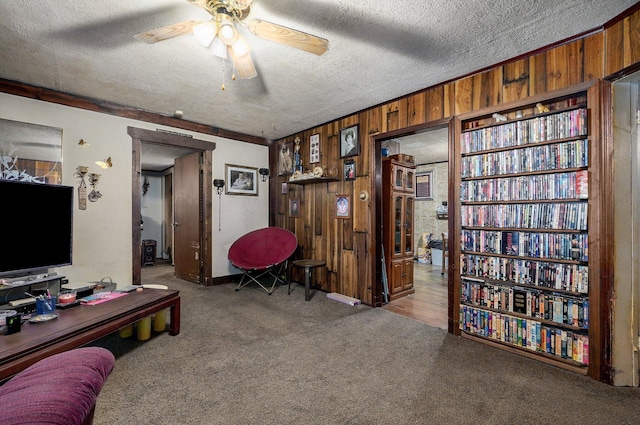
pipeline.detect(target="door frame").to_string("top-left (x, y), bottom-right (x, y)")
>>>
top-left (372, 118), bottom-right (454, 325)
top-left (128, 127), bottom-right (215, 285)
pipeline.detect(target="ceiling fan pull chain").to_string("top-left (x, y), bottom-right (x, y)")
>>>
top-left (221, 58), bottom-right (226, 90)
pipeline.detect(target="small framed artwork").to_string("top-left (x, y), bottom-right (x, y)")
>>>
top-left (336, 194), bottom-right (351, 219)
top-left (289, 198), bottom-right (300, 217)
top-left (340, 124), bottom-right (359, 158)
top-left (278, 142), bottom-right (294, 176)
top-left (310, 133), bottom-right (320, 163)
top-left (225, 164), bottom-right (258, 196)
top-left (415, 171), bottom-right (433, 200)
top-left (344, 159), bottom-right (355, 181)
top-left (281, 182), bottom-right (288, 194)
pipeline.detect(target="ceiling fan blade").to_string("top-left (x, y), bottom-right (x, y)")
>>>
top-left (228, 48), bottom-right (257, 79)
top-left (246, 19), bottom-right (328, 56)
top-left (134, 20), bottom-right (201, 44)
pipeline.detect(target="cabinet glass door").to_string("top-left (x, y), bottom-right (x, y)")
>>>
top-left (405, 170), bottom-right (415, 192)
top-left (404, 196), bottom-right (413, 255)
top-left (394, 166), bottom-right (404, 191)
top-left (393, 195), bottom-right (403, 255)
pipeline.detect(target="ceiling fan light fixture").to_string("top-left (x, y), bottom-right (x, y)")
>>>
top-left (231, 35), bottom-right (251, 57)
top-left (216, 13), bottom-right (239, 45)
top-left (211, 37), bottom-right (228, 58)
top-left (193, 20), bottom-right (216, 47)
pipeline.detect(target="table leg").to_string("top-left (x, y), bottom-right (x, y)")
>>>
top-left (169, 298), bottom-right (181, 335)
top-left (304, 266), bottom-right (311, 302)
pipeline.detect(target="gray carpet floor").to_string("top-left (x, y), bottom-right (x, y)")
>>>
top-left (92, 265), bottom-right (640, 424)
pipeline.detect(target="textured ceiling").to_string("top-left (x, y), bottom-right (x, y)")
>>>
top-left (0, 0), bottom-right (636, 146)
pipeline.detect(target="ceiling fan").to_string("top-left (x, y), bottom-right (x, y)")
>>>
top-left (134, 0), bottom-right (329, 82)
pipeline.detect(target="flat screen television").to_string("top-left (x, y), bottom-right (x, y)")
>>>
top-left (0, 180), bottom-right (73, 278)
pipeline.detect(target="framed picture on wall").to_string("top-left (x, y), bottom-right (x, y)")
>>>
top-left (344, 159), bottom-right (355, 181)
top-left (289, 198), bottom-right (300, 217)
top-left (310, 133), bottom-right (320, 163)
top-left (340, 124), bottom-right (359, 158)
top-left (336, 194), bottom-right (351, 218)
top-left (278, 142), bottom-right (293, 176)
top-left (416, 171), bottom-right (433, 200)
top-left (225, 164), bottom-right (258, 196)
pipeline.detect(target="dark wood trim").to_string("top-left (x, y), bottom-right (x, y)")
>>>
top-left (128, 127), bottom-right (214, 286)
top-left (0, 78), bottom-right (268, 146)
top-left (604, 62), bottom-right (640, 83)
top-left (598, 80), bottom-right (614, 383)
top-left (372, 118), bottom-right (453, 308)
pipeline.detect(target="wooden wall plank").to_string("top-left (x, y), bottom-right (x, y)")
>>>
top-left (354, 231), bottom-right (371, 304)
top-left (367, 105), bottom-right (383, 135)
top-left (605, 18), bottom-right (625, 76)
top-left (502, 58), bottom-right (530, 103)
top-left (340, 250), bottom-right (356, 297)
top-left (454, 77), bottom-right (473, 115)
top-left (407, 92), bottom-right (427, 126)
top-left (528, 51), bottom-right (548, 96)
top-left (385, 101), bottom-right (400, 132)
top-left (624, 11), bottom-right (640, 68)
top-left (425, 86), bottom-right (445, 121)
top-left (472, 69), bottom-right (502, 110)
top-left (443, 82), bottom-right (455, 117)
top-left (583, 32), bottom-right (604, 81)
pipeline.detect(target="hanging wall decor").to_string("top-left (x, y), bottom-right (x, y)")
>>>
top-left (310, 133), bottom-right (320, 164)
top-left (74, 165), bottom-right (89, 210)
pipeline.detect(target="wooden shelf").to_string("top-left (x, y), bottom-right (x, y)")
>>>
top-left (287, 177), bottom-right (339, 185)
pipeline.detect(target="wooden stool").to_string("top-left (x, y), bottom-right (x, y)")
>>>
top-left (289, 259), bottom-right (325, 301)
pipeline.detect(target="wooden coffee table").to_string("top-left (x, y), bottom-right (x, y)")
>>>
top-left (0, 288), bottom-right (180, 381)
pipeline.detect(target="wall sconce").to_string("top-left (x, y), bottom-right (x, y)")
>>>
top-left (258, 168), bottom-right (270, 182)
top-left (213, 179), bottom-right (225, 232)
top-left (213, 179), bottom-right (225, 195)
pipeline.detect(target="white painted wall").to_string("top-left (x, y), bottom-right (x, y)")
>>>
top-left (140, 173), bottom-right (164, 258)
top-left (0, 92), bottom-right (268, 287)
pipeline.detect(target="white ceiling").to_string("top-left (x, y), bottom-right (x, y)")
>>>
top-left (0, 0), bottom-right (636, 168)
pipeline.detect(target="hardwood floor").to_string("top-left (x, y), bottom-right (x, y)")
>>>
top-left (382, 262), bottom-right (449, 330)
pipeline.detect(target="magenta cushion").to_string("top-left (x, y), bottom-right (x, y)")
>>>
top-left (228, 227), bottom-right (297, 270)
top-left (0, 347), bottom-right (115, 425)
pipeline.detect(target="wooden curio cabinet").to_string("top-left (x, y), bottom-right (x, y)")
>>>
top-left (383, 156), bottom-right (416, 300)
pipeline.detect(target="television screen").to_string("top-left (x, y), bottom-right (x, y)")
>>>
top-left (0, 180), bottom-right (73, 278)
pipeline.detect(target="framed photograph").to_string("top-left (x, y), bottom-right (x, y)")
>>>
top-left (281, 182), bottom-right (288, 194)
top-left (278, 142), bottom-right (294, 176)
top-left (344, 159), bottom-right (355, 181)
top-left (289, 198), bottom-right (300, 217)
top-left (340, 124), bottom-right (359, 158)
top-left (416, 171), bottom-right (433, 200)
top-left (225, 164), bottom-right (258, 196)
top-left (336, 194), bottom-right (351, 219)
top-left (310, 133), bottom-right (320, 163)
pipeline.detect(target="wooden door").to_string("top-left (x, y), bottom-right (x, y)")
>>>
top-left (173, 152), bottom-right (202, 283)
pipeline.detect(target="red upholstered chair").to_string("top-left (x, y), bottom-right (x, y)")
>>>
top-left (228, 227), bottom-right (298, 294)
top-left (0, 346), bottom-right (115, 425)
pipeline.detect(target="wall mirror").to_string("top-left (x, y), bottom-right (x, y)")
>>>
top-left (0, 118), bottom-right (63, 184)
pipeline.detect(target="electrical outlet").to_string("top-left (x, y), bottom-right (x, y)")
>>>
top-left (195, 252), bottom-right (199, 260)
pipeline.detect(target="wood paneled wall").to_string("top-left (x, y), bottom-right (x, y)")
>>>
top-left (271, 7), bottom-right (640, 306)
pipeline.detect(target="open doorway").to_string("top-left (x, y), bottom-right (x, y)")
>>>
top-left (375, 121), bottom-right (452, 330)
top-left (129, 127), bottom-right (214, 286)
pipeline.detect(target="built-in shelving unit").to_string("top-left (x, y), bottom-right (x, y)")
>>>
top-left (453, 85), bottom-right (601, 377)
